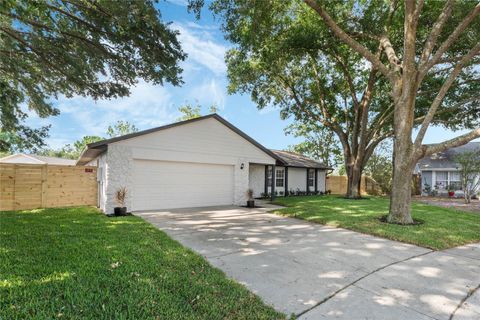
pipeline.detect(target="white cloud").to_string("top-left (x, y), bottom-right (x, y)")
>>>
top-left (54, 80), bottom-right (178, 138)
top-left (258, 104), bottom-right (279, 115)
top-left (166, 0), bottom-right (188, 6)
top-left (189, 78), bottom-right (226, 108)
top-left (173, 22), bottom-right (227, 76)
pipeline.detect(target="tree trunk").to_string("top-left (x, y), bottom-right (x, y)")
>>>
top-left (346, 162), bottom-right (362, 199)
top-left (465, 191), bottom-right (471, 204)
top-left (388, 136), bottom-right (415, 224)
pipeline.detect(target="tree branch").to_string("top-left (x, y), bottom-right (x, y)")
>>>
top-left (303, 0), bottom-right (393, 81)
top-left (328, 51), bottom-right (359, 107)
top-left (414, 42), bottom-right (480, 148)
top-left (379, 36), bottom-right (401, 71)
top-left (419, 128), bottom-right (480, 159)
top-left (419, 0), bottom-right (455, 67)
top-left (420, 2), bottom-right (480, 76)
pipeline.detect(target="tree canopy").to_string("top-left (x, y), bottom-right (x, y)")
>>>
top-left (298, 0), bottom-right (480, 223)
top-left (211, 0), bottom-right (479, 221)
top-left (176, 103), bottom-right (218, 121)
top-left (211, 0), bottom-right (479, 199)
top-left (106, 120), bottom-right (138, 138)
top-left (0, 0), bottom-right (187, 152)
top-left (286, 122), bottom-right (342, 169)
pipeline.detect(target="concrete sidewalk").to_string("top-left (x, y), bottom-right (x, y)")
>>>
top-left (136, 206), bottom-right (480, 319)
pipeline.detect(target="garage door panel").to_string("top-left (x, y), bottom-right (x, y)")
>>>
top-left (132, 160), bottom-right (234, 211)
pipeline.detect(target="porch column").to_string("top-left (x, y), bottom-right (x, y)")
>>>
top-left (285, 167), bottom-right (289, 196)
top-left (315, 169), bottom-right (318, 193)
top-left (306, 168), bottom-right (309, 193)
top-left (264, 165), bottom-right (268, 196)
top-left (271, 165), bottom-right (276, 201)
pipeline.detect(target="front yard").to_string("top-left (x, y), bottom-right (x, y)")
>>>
top-left (0, 207), bottom-right (284, 319)
top-left (273, 195), bottom-right (480, 250)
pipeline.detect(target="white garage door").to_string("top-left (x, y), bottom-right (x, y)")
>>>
top-left (132, 160), bottom-right (234, 211)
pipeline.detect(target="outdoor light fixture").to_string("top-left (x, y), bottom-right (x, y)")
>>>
top-left (240, 163), bottom-right (245, 170)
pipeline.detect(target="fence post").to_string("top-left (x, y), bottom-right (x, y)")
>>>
top-left (41, 165), bottom-right (47, 208)
top-left (12, 165), bottom-right (17, 211)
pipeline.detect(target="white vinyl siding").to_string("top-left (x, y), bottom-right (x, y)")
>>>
top-left (287, 168), bottom-right (307, 192)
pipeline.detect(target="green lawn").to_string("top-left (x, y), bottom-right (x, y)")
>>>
top-left (0, 207), bottom-right (284, 319)
top-left (273, 195), bottom-right (480, 250)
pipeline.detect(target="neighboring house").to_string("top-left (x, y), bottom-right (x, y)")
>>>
top-left (77, 114), bottom-right (331, 214)
top-left (0, 153), bottom-right (76, 166)
top-left (417, 142), bottom-right (480, 196)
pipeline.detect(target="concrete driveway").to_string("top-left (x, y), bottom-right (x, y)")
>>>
top-left (136, 206), bottom-right (480, 319)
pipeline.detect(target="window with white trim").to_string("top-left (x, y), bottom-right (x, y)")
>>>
top-left (449, 171), bottom-right (461, 190)
top-left (435, 172), bottom-right (448, 189)
top-left (308, 169), bottom-right (314, 187)
top-left (276, 169), bottom-right (285, 187)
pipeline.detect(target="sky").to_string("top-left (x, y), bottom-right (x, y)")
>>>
top-left (27, 1), bottom-right (478, 151)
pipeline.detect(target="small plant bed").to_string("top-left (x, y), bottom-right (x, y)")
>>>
top-left (260, 189), bottom-right (331, 199)
top-left (0, 207), bottom-right (284, 319)
top-left (272, 195), bottom-right (480, 250)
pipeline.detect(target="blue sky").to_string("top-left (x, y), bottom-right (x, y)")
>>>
top-left (28, 1), bottom-right (477, 151)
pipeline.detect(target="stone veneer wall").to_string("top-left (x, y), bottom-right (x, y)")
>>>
top-left (234, 158), bottom-right (250, 206)
top-left (104, 144), bottom-right (133, 214)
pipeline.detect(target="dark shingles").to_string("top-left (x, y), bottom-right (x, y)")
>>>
top-left (270, 150), bottom-right (331, 169)
top-left (418, 142), bottom-right (480, 170)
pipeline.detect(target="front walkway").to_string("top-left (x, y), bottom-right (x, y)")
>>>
top-left (136, 206), bottom-right (480, 319)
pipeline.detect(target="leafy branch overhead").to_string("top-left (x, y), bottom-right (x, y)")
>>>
top-left (211, 0), bottom-right (479, 223)
top-left (211, 0), bottom-right (479, 201)
top-left (0, 0), bottom-right (187, 152)
top-left (300, 0), bottom-right (480, 223)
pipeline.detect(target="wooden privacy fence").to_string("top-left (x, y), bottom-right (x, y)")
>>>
top-left (326, 175), bottom-right (382, 195)
top-left (0, 164), bottom-right (97, 211)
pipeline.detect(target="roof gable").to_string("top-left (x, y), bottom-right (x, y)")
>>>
top-left (0, 154), bottom-right (76, 165)
top-left (77, 114), bottom-right (285, 165)
top-left (0, 154), bottom-right (45, 164)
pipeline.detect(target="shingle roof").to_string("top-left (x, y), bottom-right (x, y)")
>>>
top-left (29, 155), bottom-right (77, 165)
top-left (0, 154), bottom-right (76, 165)
top-left (270, 150), bottom-right (331, 169)
top-left (418, 142), bottom-right (480, 170)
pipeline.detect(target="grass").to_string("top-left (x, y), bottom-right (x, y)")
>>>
top-left (273, 195), bottom-right (480, 250)
top-left (0, 206), bottom-right (284, 319)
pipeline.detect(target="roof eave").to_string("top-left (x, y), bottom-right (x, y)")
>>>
top-left (76, 145), bottom-right (107, 166)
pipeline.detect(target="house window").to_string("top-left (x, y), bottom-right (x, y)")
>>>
top-left (435, 172), bottom-right (448, 189)
top-left (267, 167), bottom-right (272, 187)
top-left (449, 171), bottom-right (461, 190)
top-left (308, 169), bottom-right (314, 187)
top-left (276, 169), bottom-right (285, 187)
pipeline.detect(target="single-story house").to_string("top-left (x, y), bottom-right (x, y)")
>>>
top-left (417, 141), bottom-right (480, 196)
top-left (0, 153), bottom-right (76, 166)
top-left (77, 114), bottom-right (331, 214)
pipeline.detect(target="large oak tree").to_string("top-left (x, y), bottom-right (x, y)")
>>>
top-left (0, 0), bottom-right (186, 152)
top-left (301, 0), bottom-right (480, 223)
top-left (211, 0), bottom-right (479, 201)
